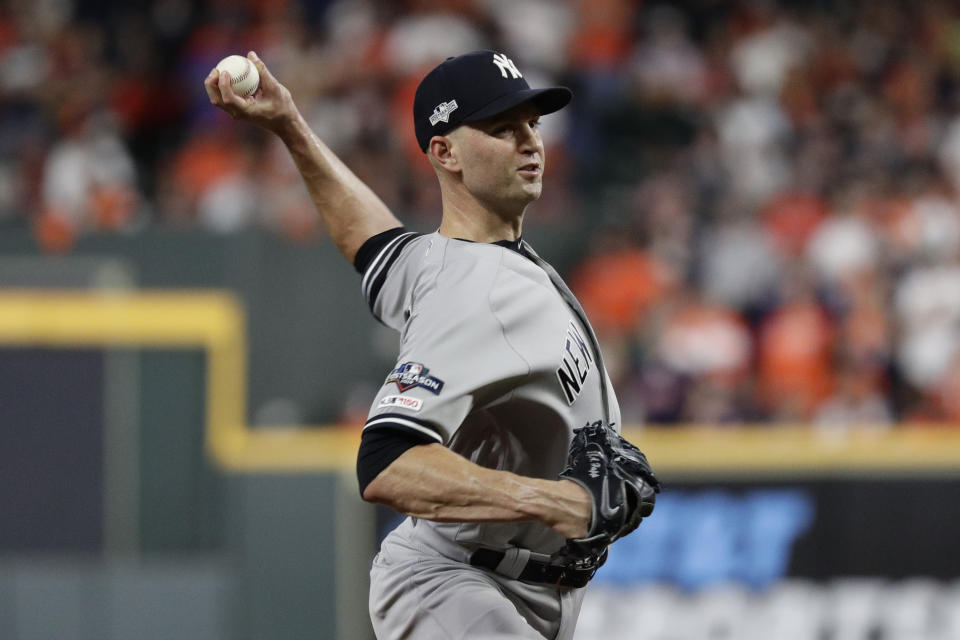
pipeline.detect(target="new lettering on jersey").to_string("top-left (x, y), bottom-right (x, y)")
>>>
top-left (556, 321), bottom-right (594, 405)
top-left (386, 362), bottom-right (445, 394)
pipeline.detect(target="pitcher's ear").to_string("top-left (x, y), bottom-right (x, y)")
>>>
top-left (429, 136), bottom-right (460, 172)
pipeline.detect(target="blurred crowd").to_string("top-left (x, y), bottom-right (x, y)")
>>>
top-left (5, 0), bottom-right (960, 426)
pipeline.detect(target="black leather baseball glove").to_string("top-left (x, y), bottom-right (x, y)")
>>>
top-left (556, 420), bottom-right (661, 561)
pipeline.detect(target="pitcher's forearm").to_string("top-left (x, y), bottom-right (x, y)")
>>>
top-left (276, 113), bottom-right (401, 262)
top-left (362, 443), bottom-right (590, 539)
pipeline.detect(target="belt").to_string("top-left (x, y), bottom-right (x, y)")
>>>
top-left (468, 547), bottom-right (607, 589)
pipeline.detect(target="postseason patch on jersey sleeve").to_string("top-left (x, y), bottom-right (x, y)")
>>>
top-left (385, 362), bottom-right (445, 395)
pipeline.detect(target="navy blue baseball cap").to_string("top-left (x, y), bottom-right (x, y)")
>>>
top-left (413, 50), bottom-right (572, 152)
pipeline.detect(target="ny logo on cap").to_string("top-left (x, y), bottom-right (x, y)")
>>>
top-left (429, 100), bottom-right (459, 126)
top-left (492, 53), bottom-right (522, 79)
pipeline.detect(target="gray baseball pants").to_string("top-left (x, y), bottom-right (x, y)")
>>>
top-left (369, 519), bottom-right (585, 640)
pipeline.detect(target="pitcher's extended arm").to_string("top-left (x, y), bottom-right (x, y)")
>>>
top-left (203, 51), bottom-right (400, 263)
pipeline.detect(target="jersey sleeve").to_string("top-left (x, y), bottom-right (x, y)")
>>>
top-left (363, 251), bottom-right (531, 444)
top-left (355, 227), bottom-right (421, 328)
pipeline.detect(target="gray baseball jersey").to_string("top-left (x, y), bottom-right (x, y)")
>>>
top-left (361, 229), bottom-right (621, 556)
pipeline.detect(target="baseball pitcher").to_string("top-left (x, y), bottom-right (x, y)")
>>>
top-left (205, 49), bottom-right (659, 640)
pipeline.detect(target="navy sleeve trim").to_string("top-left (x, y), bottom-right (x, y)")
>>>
top-left (353, 227), bottom-right (408, 274)
top-left (356, 425), bottom-right (437, 496)
top-left (363, 412), bottom-right (444, 443)
top-left (361, 232), bottom-right (420, 311)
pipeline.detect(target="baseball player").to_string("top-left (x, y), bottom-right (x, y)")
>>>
top-left (205, 50), bottom-right (658, 640)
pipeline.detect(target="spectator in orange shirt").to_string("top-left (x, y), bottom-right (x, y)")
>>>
top-left (570, 232), bottom-right (678, 337)
top-left (757, 270), bottom-right (836, 421)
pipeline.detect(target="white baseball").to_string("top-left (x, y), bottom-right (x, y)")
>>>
top-left (216, 55), bottom-right (260, 97)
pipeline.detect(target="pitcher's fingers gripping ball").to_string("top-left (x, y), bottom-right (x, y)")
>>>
top-left (216, 54), bottom-right (260, 97)
top-left (557, 421), bottom-right (661, 561)
top-left (203, 53), bottom-right (259, 116)
top-left (203, 52), bottom-right (294, 131)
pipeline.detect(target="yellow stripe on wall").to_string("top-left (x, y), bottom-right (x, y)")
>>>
top-left (235, 425), bottom-right (960, 474)
top-left (2, 290), bottom-right (960, 474)
top-left (0, 290), bottom-right (249, 469)
top-left (624, 426), bottom-right (960, 475)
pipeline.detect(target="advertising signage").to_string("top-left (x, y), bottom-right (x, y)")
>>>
top-left (595, 478), bottom-right (960, 590)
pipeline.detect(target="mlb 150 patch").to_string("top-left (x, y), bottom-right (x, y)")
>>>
top-left (378, 395), bottom-right (424, 411)
top-left (386, 362), bottom-right (445, 395)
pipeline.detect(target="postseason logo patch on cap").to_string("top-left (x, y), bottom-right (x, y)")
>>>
top-left (429, 100), bottom-right (458, 126)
